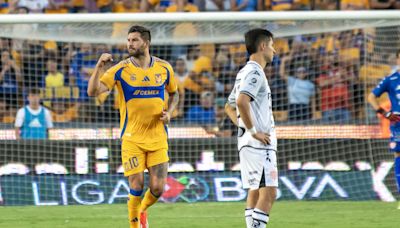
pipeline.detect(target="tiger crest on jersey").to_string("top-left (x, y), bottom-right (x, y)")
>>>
top-left (155, 73), bottom-right (162, 84)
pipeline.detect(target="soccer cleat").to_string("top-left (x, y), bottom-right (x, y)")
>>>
top-left (140, 211), bottom-right (148, 228)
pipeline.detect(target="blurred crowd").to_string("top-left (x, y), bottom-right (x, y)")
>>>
top-left (1, 27), bottom-right (399, 131)
top-left (0, 0), bottom-right (399, 14)
top-left (0, 1), bottom-right (399, 134)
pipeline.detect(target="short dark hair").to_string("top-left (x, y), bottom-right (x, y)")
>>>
top-left (28, 88), bottom-right (40, 95)
top-left (128, 25), bottom-right (151, 42)
top-left (244, 28), bottom-right (273, 55)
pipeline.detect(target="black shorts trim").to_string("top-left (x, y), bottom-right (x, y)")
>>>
top-left (259, 169), bottom-right (266, 188)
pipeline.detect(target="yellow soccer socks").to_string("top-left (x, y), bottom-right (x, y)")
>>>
top-left (140, 189), bottom-right (160, 212)
top-left (128, 189), bottom-right (143, 228)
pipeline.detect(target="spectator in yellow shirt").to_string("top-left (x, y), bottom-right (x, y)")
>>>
top-left (166, 0), bottom-right (199, 12)
top-left (341, 0), bottom-right (369, 10)
top-left (183, 56), bottom-right (215, 113)
top-left (45, 0), bottom-right (70, 13)
top-left (112, 0), bottom-right (141, 38)
top-left (52, 102), bottom-right (80, 122)
top-left (140, 0), bottom-right (172, 12)
top-left (266, 0), bottom-right (310, 10)
top-left (0, 100), bottom-right (15, 123)
top-left (184, 56), bottom-right (214, 95)
top-left (113, 0), bottom-right (140, 12)
top-left (314, 0), bottom-right (338, 10)
top-left (69, 0), bottom-right (86, 12)
top-left (45, 59), bottom-right (64, 88)
top-left (97, 0), bottom-right (112, 12)
top-left (0, 0), bottom-right (10, 13)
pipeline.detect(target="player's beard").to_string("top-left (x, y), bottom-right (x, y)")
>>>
top-left (128, 46), bottom-right (145, 58)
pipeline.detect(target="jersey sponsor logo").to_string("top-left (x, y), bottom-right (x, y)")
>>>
top-left (142, 76), bottom-right (150, 82)
top-left (133, 90), bottom-right (160, 96)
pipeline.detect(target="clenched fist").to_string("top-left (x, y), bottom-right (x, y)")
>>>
top-left (97, 53), bottom-right (113, 68)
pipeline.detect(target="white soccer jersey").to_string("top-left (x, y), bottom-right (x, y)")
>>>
top-left (228, 60), bottom-right (277, 152)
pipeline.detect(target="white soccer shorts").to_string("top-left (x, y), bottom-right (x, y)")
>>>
top-left (239, 147), bottom-right (278, 190)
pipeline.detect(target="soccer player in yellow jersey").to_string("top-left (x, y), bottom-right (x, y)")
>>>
top-left (87, 25), bottom-right (179, 228)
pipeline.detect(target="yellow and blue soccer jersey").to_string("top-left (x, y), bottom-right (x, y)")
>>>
top-left (100, 56), bottom-right (177, 150)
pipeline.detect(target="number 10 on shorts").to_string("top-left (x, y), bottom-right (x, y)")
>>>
top-left (124, 156), bottom-right (139, 171)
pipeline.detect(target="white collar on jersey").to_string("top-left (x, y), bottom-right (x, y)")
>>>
top-left (247, 60), bottom-right (263, 70)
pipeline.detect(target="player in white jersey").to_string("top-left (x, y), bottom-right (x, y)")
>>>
top-left (225, 28), bottom-right (276, 228)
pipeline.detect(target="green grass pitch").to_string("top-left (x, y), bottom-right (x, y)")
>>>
top-left (0, 201), bottom-right (398, 228)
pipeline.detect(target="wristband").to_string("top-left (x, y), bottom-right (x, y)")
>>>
top-left (247, 127), bottom-right (257, 135)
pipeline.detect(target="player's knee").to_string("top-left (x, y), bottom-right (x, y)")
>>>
top-left (149, 185), bottom-right (164, 197)
top-left (128, 175), bottom-right (144, 190)
top-left (260, 187), bottom-right (277, 202)
top-left (130, 183), bottom-right (144, 192)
